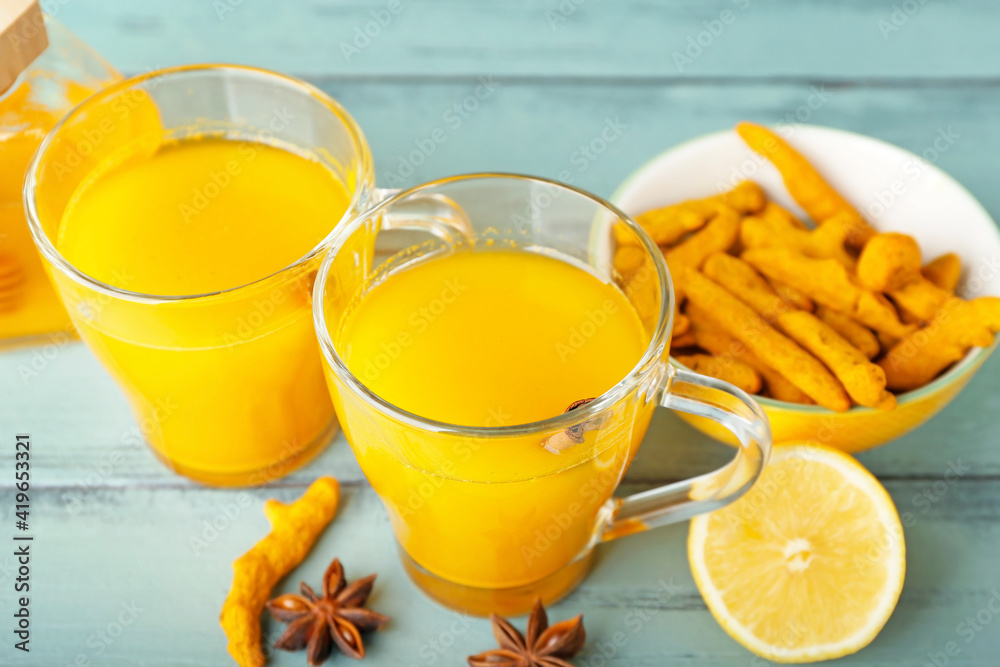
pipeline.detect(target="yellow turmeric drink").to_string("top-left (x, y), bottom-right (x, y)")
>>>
top-left (0, 75), bottom-right (111, 344)
top-left (56, 137), bottom-right (352, 485)
top-left (331, 250), bottom-right (649, 597)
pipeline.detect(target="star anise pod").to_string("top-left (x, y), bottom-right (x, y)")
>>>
top-left (266, 558), bottom-right (389, 665)
top-left (467, 599), bottom-right (586, 667)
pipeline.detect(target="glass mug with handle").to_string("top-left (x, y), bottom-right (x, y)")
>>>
top-left (25, 65), bottom-right (374, 486)
top-left (314, 174), bottom-right (772, 615)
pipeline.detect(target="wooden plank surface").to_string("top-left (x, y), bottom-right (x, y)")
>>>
top-left (1, 480), bottom-right (998, 666)
top-left (52, 0), bottom-right (1000, 79)
top-left (2, 1), bottom-right (999, 665)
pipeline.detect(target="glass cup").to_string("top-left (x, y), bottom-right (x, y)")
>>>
top-left (24, 65), bottom-right (374, 486)
top-left (0, 16), bottom-right (120, 348)
top-left (313, 174), bottom-right (772, 615)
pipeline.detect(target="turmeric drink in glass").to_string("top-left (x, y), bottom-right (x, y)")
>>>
top-left (314, 175), bottom-right (772, 615)
top-left (26, 65), bottom-right (374, 486)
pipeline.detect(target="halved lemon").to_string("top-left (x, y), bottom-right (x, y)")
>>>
top-left (688, 442), bottom-right (905, 663)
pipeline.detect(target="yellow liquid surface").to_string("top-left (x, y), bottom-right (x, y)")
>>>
top-left (58, 138), bottom-right (349, 295)
top-left (337, 250), bottom-right (647, 426)
top-left (54, 137), bottom-right (352, 483)
top-left (331, 250), bottom-right (651, 592)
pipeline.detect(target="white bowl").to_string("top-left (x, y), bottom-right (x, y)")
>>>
top-left (611, 125), bottom-right (1000, 451)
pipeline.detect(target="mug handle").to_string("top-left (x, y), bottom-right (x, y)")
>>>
top-left (601, 364), bottom-right (772, 541)
top-left (375, 187), bottom-right (476, 244)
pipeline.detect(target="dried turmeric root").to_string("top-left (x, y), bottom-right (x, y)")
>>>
top-left (922, 253), bottom-right (962, 292)
top-left (621, 180), bottom-right (764, 246)
top-left (768, 278), bottom-right (815, 312)
top-left (676, 263), bottom-right (850, 411)
top-left (736, 121), bottom-right (875, 247)
top-left (742, 246), bottom-right (916, 338)
top-left (675, 352), bottom-right (762, 394)
top-left (857, 232), bottom-right (951, 322)
top-left (688, 308), bottom-right (812, 404)
top-left (666, 204), bottom-right (740, 269)
top-left (740, 203), bottom-right (856, 268)
top-left (856, 233), bottom-right (922, 292)
top-left (703, 252), bottom-right (793, 322)
top-left (778, 311), bottom-right (895, 410)
top-left (220, 477), bottom-right (341, 667)
top-left (815, 306), bottom-right (880, 360)
top-left (880, 296), bottom-right (1000, 390)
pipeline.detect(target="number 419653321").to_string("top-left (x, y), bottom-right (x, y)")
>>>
top-left (15, 435), bottom-right (29, 531)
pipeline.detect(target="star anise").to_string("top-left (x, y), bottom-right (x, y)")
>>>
top-left (266, 558), bottom-right (389, 665)
top-left (467, 599), bottom-right (586, 667)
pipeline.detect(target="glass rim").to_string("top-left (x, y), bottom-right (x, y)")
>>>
top-left (312, 172), bottom-right (675, 438)
top-left (22, 63), bottom-right (374, 303)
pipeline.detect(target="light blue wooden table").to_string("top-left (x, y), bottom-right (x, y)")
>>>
top-left (3, 1), bottom-right (1000, 665)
